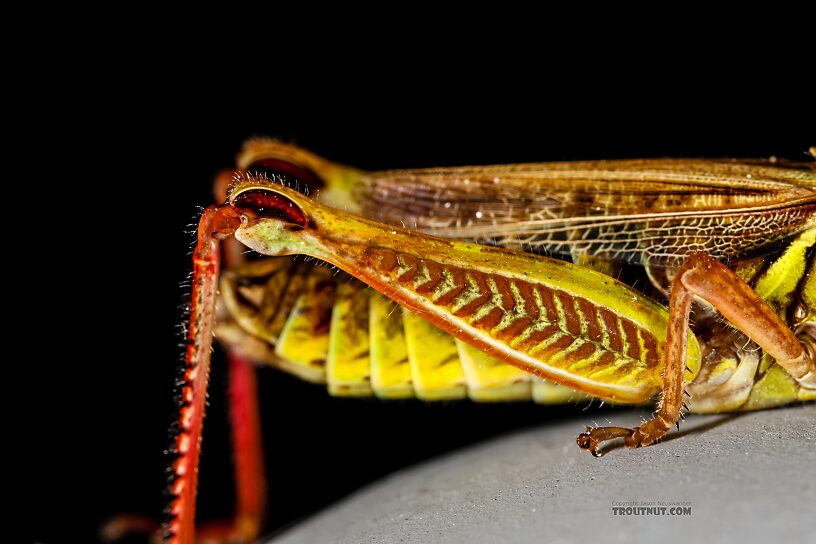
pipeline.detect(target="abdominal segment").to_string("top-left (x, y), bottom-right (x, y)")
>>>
top-left (215, 256), bottom-right (590, 404)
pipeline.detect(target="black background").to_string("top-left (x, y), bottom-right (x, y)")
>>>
top-left (27, 60), bottom-right (814, 544)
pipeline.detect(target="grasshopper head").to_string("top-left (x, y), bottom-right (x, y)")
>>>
top-left (236, 139), bottom-right (363, 213)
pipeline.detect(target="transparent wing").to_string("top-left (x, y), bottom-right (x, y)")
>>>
top-left (354, 158), bottom-right (816, 266)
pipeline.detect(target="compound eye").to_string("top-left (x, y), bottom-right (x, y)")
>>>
top-left (246, 158), bottom-right (325, 194)
top-left (232, 189), bottom-right (307, 229)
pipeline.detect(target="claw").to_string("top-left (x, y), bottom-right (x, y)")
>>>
top-left (576, 425), bottom-right (635, 456)
top-left (576, 427), bottom-right (598, 454)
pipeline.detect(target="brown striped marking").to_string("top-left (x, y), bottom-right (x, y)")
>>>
top-left (514, 281), bottom-right (540, 320)
top-left (576, 297), bottom-right (603, 343)
top-left (434, 267), bottom-right (467, 305)
top-left (397, 253), bottom-right (419, 282)
top-left (564, 341), bottom-right (598, 364)
top-left (514, 324), bottom-right (561, 352)
top-left (599, 307), bottom-right (624, 352)
top-left (555, 290), bottom-right (582, 337)
top-left (620, 319), bottom-right (642, 361)
top-left (367, 248), bottom-right (397, 272)
top-left (496, 316), bottom-right (533, 341)
top-left (535, 285), bottom-right (560, 324)
top-left (473, 306), bottom-right (504, 329)
top-left (416, 260), bottom-right (444, 294)
top-left (490, 274), bottom-right (515, 310)
top-left (531, 334), bottom-right (576, 360)
top-left (452, 272), bottom-right (491, 317)
top-left (640, 329), bottom-right (661, 367)
top-left (363, 247), bottom-right (662, 375)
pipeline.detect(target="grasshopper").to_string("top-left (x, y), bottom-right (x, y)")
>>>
top-left (162, 140), bottom-right (816, 544)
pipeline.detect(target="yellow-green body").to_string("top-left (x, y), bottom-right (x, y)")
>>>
top-left (215, 141), bottom-right (816, 412)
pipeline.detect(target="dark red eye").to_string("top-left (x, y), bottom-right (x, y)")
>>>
top-left (246, 159), bottom-right (325, 192)
top-left (232, 189), bottom-right (307, 228)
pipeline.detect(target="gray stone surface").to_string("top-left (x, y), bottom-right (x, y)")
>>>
top-left (270, 405), bottom-right (815, 544)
